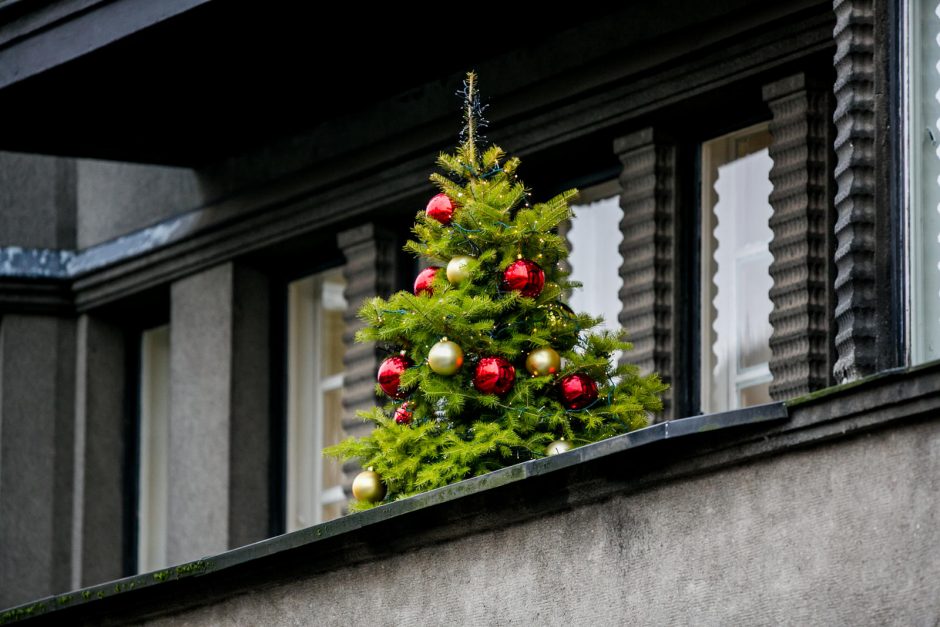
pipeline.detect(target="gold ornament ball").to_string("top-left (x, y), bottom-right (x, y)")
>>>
top-left (352, 469), bottom-right (386, 503)
top-left (428, 338), bottom-right (464, 375)
top-left (526, 347), bottom-right (561, 376)
top-left (446, 255), bottom-right (474, 284)
top-left (546, 439), bottom-right (572, 456)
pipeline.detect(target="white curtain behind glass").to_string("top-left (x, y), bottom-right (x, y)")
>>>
top-left (568, 194), bottom-right (624, 362)
top-left (906, 0), bottom-right (940, 363)
top-left (709, 149), bottom-right (774, 410)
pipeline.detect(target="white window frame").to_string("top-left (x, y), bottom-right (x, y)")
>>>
top-left (138, 324), bottom-right (170, 573)
top-left (286, 270), bottom-right (347, 531)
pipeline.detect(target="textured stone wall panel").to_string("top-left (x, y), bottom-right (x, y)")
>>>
top-left (614, 129), bottom-right (677, 419)
top-left (764, 74), bottom-right (836, 399)
top-left (338, 224), bottom-right (398, 440)
top-left (831, 0), bottom-right (878, 381)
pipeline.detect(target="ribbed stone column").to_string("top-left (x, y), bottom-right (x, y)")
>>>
top-left (763, 73), bottom-right (836, 399)
top-left (831, 0), bottom-right (886, 382)
top-left (337, 224), bottom-right (398, 439)
top-left (614, 128), bottom-right (679, 419)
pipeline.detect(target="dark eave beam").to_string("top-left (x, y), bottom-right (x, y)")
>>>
top-left (0, 0), bottom-right (210, 91)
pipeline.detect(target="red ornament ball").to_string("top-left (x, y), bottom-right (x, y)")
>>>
top-left (559, 373), bottom-right (598, 410)
top-left (426, 193), bottom-right (455, 225)
top-left (394, 402), bottom-right (413, 425)
top-left (413, 266), bottom-right (441, 296)
top-left (502, 259), bottom-right (545, 298)
top-left (473, 357), bottom-right (516, 396)
top-left (378, 355), bottom-right (411, 399)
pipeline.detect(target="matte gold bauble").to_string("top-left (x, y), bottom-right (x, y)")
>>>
top-left (446, 255), bottom-right (474, 284)
top-left (352, 468), bottom-right (386, 503)
top-left (525, 347), bottom-right (561, 376)
top-left (428, 338), bottom-right (464, 375)
top-left (546, 439), bottom-right (572, 456)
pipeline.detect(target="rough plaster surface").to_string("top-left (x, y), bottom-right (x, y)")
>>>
top-left (167, 264), bottom-right (234, 565)
top-left (146, 421), bottom-right (939, 626)
top-left (72, 315), bottom-right (126, 588)
top-left (76, 159), bottom-right (203, 249)
top-left (0, 152), bottom-right (74, 249)
top-left (0, 315), bottom-right (75, 608)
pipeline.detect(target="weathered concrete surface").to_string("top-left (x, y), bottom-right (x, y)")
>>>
top-left (72, 314), bottom-right (127, 589)
top-left (0, 315), bottom-right (76, 608)
top-left (167, 263), bottom-right (270, 566)
top-left (76, 159), bottom-right (204, 249)
top-left (0, 152), bottom-right (205, 253)
top-left (0, 152), bottom-right (75, 249)
top-left (139, 416), bottom-right (939, 626)
top-left (168, 264), bottom-right (235, 564)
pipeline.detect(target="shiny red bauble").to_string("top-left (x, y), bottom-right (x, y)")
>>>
top-left (501, 259), bottom-right (545, 298)
top-left (473, 357), bottom-right (516, 396)
top-left (559, 373), bottom-right (598, 410)
top-left (426, 193), bottom-right (455, 225)
top-left (377, 355), bottom-right (411, 399)
top-left (394, 402), bottom-right (413, 425)
top-left (413, 266), bottom-right (441, 296)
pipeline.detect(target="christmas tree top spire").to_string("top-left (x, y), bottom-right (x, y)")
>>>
top-left (326, 72), bottom-right (667, 510)
top-left (460, 70), bottom-right (484, 166)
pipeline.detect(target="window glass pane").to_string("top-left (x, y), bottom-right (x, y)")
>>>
top-left (736, 256), bottom-right (774, 370)
top-left (739, 381), bottom-right (772, 407)
top-left (320, 387), bottom-right (346, 523)
top-left (906, 0), bottom-right (940, 364)
top-left (138, 324), bottom-right (170, 573)
top-left (701, 124), bottom-right (774, 413)
top-left (322, 278), bottom-right (347, 377)
top-left (568, 183), bottom-right (624, 361)
top-left (286, 268), bottom-right (348, 531)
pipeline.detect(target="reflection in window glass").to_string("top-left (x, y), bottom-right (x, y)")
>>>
top-left (286, 268), bottom-right (348, 531)
top-left (904, 0), bottom-right (940, 364)
top-left (568, 182), bottom-right (624, 362)
top-left (701, 124), bottom-right (774, 412)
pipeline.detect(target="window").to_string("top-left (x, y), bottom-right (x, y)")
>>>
top-left (285, 268), bottom-right (348, 531)
top-left (700, 123), bottom-right (775, 412)
top-left (137, 324), bottom-right (170, 572)
top-left (904, 0), bottom-right (940, 364)
top-left (567, 180), bottom-right (625, 362)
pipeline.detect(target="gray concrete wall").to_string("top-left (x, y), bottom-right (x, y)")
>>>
top-left (0, 152), bottom-right (208, 251)
top-left (0, 315), bottom-right (76, 608)
top-left (75, 159), bottom-right (204, 249)
top-left (72, 315), bottom-right (127, 588)
top-left (0, 152), bottom-right (75, 249)
top-left (167, 265), bottom-right (235, 564)
top-left (143, 418), bottom-right (939, 626)
top-left (167, 263), bottom-right (270, 566)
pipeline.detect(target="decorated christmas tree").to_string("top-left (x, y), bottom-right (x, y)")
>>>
top-left (326, 72), bottom-right (667, 510)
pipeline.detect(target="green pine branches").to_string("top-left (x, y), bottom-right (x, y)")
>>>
top-left (325, 72), bottom-right (667, 511)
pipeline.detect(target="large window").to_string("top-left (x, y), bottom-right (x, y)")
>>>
top-left (700, 124), bottom-right (775, 412)
top-left (285, 268), bottom-right (348, 531)
top-left (905, 0), bottom-right (940, 364)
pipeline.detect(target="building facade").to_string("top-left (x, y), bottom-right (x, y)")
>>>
top-left (0, 0), bottom-right (938, 622)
